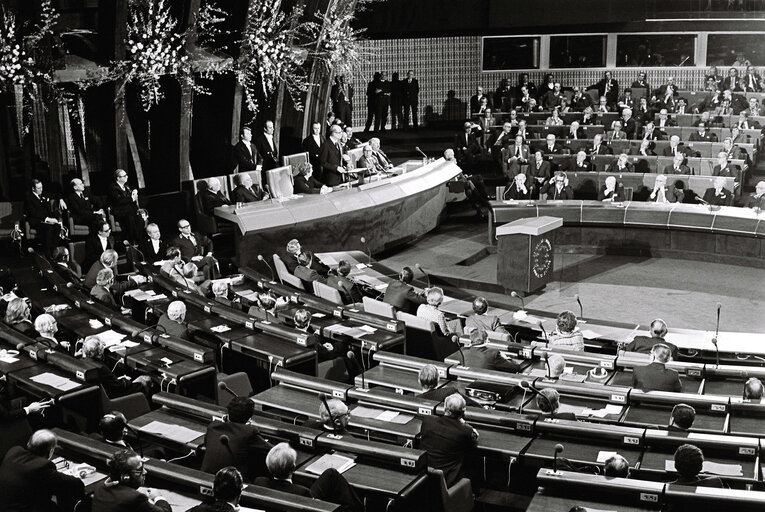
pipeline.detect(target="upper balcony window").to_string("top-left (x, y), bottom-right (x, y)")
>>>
top-left (482, 36), bottom-right (540, 71)
top-left (550, 35), bottom-right (606, 68)
top-left (616, 34), bottom-right (696, 67)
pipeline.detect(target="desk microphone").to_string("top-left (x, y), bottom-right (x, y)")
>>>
top-left (544, 352), bottom-right (551, 379)
top-left (359, 237), bottom-right (372, 266)
top-left (510, 291), bottom-right (525, 312)
top-left (574, 293), bottom-right (583, 319)
top-left (218, 381), bottom-right (240, 399)
top-left (347, 350), bottom-right (365, 389)
top-left (257, 255), bottom-right (275, 282)
top-left (712, 302), bottom-right (721, 367)
top-left (451, 334), bottom-right (466, 366)
top-left (523, 379), bottom-right (554, 416)
top-left (415, 264), bottom-right (431, 289)
top-left (124, 424), bottom-right (144, 458)
top-left (132, 323), bottom-right (160, 342)
top-left (538, 321), bottom-right (548, 342)
top-left (518, 380), bottom-right (531, 414)
top-left (415, 146), bottom-right (429, 160)
top-left (553, 443), bottom-right (564, 473)
top-left (123, 240), bottom-right (146, 264)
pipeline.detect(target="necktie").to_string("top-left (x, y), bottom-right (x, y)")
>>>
top-left (675, 166), bottom-right (679, 172)
top-left (516, 147), bottom-right (521, 157)
top-left (658, 188), bottom-right (666, 203)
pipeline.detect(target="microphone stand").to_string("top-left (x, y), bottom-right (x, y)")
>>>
top-left (359, 237), bottom-right (372, 266)
top-left (125, 425), bottom-right (144, 458)
top-left (415, 264), bottom-right (431, 289)
top-left (452, 335), bottom-right (466, 366)
top-left (544, 352), bottom-right (551, 379)
top-left (574, 294), bottom-right (583, 319)
top-left (712, 303), bottom-right (721, 367)
top-left (257, 255), bottom-right (276, 282)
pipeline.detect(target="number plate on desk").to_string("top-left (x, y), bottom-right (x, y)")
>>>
top-left (333, 308), bottom-right (343, 319)
top-left (332, 390), bottom-right (344, 398)
top-left (194, 353), bottom-right (203, 362)
top-left (437, 368), bottom-right (446, 378)
top-left (611, 394), bottom-right (626, 403)
top-left (640, 493), bottom-right (659, 503)
top-left (711, 404), bottom-right (726, 412)
top-left (624, 436), bottom-right (640, 445)
top-left (143, 334), bottom-right (152, 343)
top-left (104, 317), bottom-right (111, 326)
top-left (516, 423), bottom-right (531, 432)
top-left (200, 486), bottom-right (213, 496)
top-left (739, 447), bottom-right (755, 456)
top-left (599, 360), bottom-right (613, 369)
top-left (400, 458), bottom-right (416, 468)
top-left (76, 371), bottom-right (85, 381)
top-left (687, 369), bottom-right (701, 377)
top-left (204, 305), bottom-right (211, 313)
top-left (386, 323), bottom-right (396, 332)
top-left (296, 336), bottom-right (307, 346)
top-left (418, 407), bottom-right (431, 415)
top-left (245, 320), bottom-right (254, 329)
top-left (299, 437), bottom-right (314, 448)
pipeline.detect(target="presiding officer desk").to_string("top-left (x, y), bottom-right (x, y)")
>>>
top-left (214, 158), bottom-right (463, 267)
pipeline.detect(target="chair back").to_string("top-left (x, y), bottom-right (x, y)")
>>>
top-left (282, 152), bottom-right (309, 174)
top-left (69, 241), bottom-right (87, 268)
top-left (313, 281), bottom-right (344, 305)
top-left (362, 296), bottom-right (396, 319)
top-left (266, 165), bottom-right (295, 198)
top-left (228, 170), bottom-right (262, 190)
top-left (428, 468), bottom-right (474, 512)
top-left (272, 254), bottom-right (305, 290)
top-left (216, 372), bottom-right (253, 405)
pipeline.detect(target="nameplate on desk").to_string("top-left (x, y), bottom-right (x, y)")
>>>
top-left (74, 300), bottom-right (80, 308)
top-left (87, 300), bottom-right (94, 305)
top-left (710, 403), bottom-right (727, 412)
top-left (386, 323), bottom-right (397, 332)
top-left (299, 437), bottom-right (314, 448)
top-left (290, 295), bottom-right (298, 303)
top-left (437, 368), bottom-right (446, 378)
top-left (104, 318), bottom-right (111, 326)
top-left (395, 388), bottom-right (404, 395)
top-left (143, 334), bottom-right (152, 343)
top-left (599, 360), bottom-right (614, 369)
top-left (418, 407), bottom-right (432, 415)
top-left (739, 446), bottom-right (756, 456)
top-left (687, 369), bottom-right (702, 377)
top-left (212, 416), bottom-right (224, 423)
top-left (52, 284), bottom-right (57, 291)
top-left (515, 422), bottom-right (532, 432)
top-left (159, 334), bottom-right (170, 339)
top-left (296, 336), bottom-right (307, 346)
top-left (332, 390), bottom-right (344, 398)
top-left (171, 290), bottom-right (178, 297)
top-left (400, 458), bottom-right (416, 468)
top-left (194, 353), bottom-right (203, 362)
top-left (245, 320), bottom-right (254, 329)
top-left (326, 433), bottom-right (343, 440)
top-left (640, 493), bottom-right (659, 503)
top-left (520, 347), bottom-right (533, 359)
top-left (354, 387), bottom-right (369, 393)
top-left (610, 394), bottom-right (626, 403)
top-left (333, 308), bottom-right (343, 319)
top-left (75, 370), bottom-right (85, 381)
top-left (30, 351), bottom-right (38, 361)
top-left (623, 436), bottom-right (640, 445)
top-left (199, 486), bottom-right (213, 496)
top-left (204, 305), bottom-right (211, 313)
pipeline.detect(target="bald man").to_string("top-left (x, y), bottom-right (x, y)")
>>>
top-left (464, 297), bottom-right (508, 334)
top-left (200, 177), bottom-right (232, 216)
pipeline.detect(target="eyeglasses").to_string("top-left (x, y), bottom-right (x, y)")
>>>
top-left (117, 174), bottom-right (127, 178)
top-left (179, 224), bottom-right (191, 229)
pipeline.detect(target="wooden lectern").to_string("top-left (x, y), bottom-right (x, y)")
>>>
top-left (496, 216), bottom-right (563, 294)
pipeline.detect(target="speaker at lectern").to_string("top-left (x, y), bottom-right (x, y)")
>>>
top-left (496, 216), bottom-right (563, 295)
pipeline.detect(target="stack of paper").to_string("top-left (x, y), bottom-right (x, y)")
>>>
top-left (582, 404), bottom-right (624, 418)
top-left (304, 453), bottom-right (356, 475)
top-left (139, 420), bottom-right (204, 444)
top-left (665, 459), bottom-right (742, 476)
top-left (98, 330), bottom-right (126, 347)
top-left (352, 406), bottom-right (414, 424)
top-left (30, 372), bottom-right (80, 391)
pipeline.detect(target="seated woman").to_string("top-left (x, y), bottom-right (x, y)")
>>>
top-left (416, 287), bottom-right (453, 336)
top-left (548, 310), bottom-right (584, 351)
top-left (4, 298), bottom-right (37, 336)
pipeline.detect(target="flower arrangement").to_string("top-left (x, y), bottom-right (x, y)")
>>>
top-left (313, 5), bottom-right (367, 78)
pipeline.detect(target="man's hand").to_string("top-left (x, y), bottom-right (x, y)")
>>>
top-left (191, 255), bottom-right (203, 262)
top-left (320, 185), bottom-right (332, 195)
top-left (129, 275), bottom-right (147, 284)
top-left (24, 400), bottom-right (52, 415)
top-left (133, 375), bottom-right (152, 387)
top-left (323, 342), bottom-right (334, 351)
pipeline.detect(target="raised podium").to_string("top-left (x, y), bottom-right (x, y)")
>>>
top-left (496, 216), bottom-right (563, 294)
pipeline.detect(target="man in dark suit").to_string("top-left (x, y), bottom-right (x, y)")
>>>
top-left (536, 388), bottom-right (577, 421)
top-left (319, 124), bottom-right (347, 186)
top-left (460, 329), bottom-right (521, 372)
top-left (107, 169), bottom-right (144, 244)
top-left (138, 223), bottom-right (167, 264)
top-left (527, 151), bottom-right (551, 195)
top-left (742, 181), bottom-right (765, 210)
top-left (324, 260), bottom-right (363, 304)
top-left (663, 153), bottom-right (691, 175)
top-left (712, 151), bottom-right (742, 186)
top-left (671, 444), bottom-right (725, 488)
top-left (622, 319), bottom-right (678, 359)
top-left (543, 171), bottom-right (574, 200)
top-left (504, 135), bottom-right (530, 179)
top-left (632, 343), bottom-right (681, 392)
top-left (703, 177), bottom-right (734, 207)
top-left (383, 266), bottom-right (426, 314)
top-left (592, 70), bottom-right (619, 107)
top-left (82, 335), bottom-right (151, 398)
top-left (84, 221), bottom-right (117, 270)
top-left (66, 178), bottom-right (104, 228)
top-left (454, 122), bottom-right (481, 166)
top-left (401, 69), bottom-right (420, 130)
top-left (469, 86), bottom-right (485, 114)
top-left (233, 127), bottom-right (259, 173)
top-left (24, 179), bottom-right (62, 256)
top-left (688, 122), bottom-right (717, 142)
top-left (254, 120), bottom-right (279, 171)
top-left (188, 467), bottom-right (244, 512)
top-left (668, 404), bottom-right (695, 432)
top-left (171, 219), bottom-right (218, 279)
top-left (0, 429), bottom-right (84, 512)
top-left (419, 393), bottom-right (479, 487)
top-left (568, 151), bottom-right (593, 173)
top-left (232, 173), bottom-right (267, 203)
top-left (343, 126), bottom-right (363, 150)
top-left (90, 268), bottom-right (120, 308)
top-left (283, 239), bottom-right (331, 278)
top-left (662, 135), bottom-right (690, 158)
top-left (200, 177), bottom-right (231, 216)
top-left (157, 300), bottom-right (191, 340)
top-left (201, 397), bottom-right (272, 482)
top-left (355, 145), bottom-right (384, 176)
top-left (330, 75), bottom-right (353, 126)
top-left (301, 122), bottom-right (324, 174)
top-left (92, 449), bottom-right (172, 512)
top-left (504, 173), bottom-right (532, 200)
top-left (543, 133), bottom-right (564, 155)
top-left (589, 133), bottom-right (613, 156)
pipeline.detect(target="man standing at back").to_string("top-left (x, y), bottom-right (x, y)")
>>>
top-left (401, 69), bottom-right (420, 130)
top-left (419, 393), bottom-right (479, 487)
top-left (254, 121), bottom-right (279, 171)
top-left (632, 344), bottom-right (682, 392)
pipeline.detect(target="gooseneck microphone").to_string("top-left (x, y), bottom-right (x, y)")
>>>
top-left (415, 146), bottom-right (428, 160)
top-left (125, 424), bottom-right (144, 458)
top-left (257, 254), bottom-right (275, 282)
top-left (415, 264), bottom-right (431, 289)
top-left (359, 237), bottom-right (372, 266)
top-left (132, 323), bottom-right (160, 342)
top-left (510, 291), bottom-right (525, 311)
top-left (519, 380), bottom-right (553, 416)
top-left (538, 321), bottom-right (548, 342)
top-left (123, 239), bottom-right (146, 263)
top-left (574, 293), bottom-right (583, 319)
top-left (553, 443), bottom-right (564, 473)
top-left (451, 334), bottom-right (466, 366)
top-left (519, 380), bottom-right (531, 414)
top-left (217, 380), bottom-right (240, 399)
top-left (347, 350), bottom-right (365, 389)
top-left (712, 302), bottom-right (721, 367)
top-left (544, 352), bottom-right (551, 379)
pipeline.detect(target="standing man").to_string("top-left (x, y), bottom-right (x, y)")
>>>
top-left (301, 122), bottom-right (325, 175)
top-left (364, 72), bottom-right (380, 133)
top-left (402, 69), bottom-right (420, 130)
top-left (375, 72), bottom-right (391, 132)
top-left (233, 127), bottom-right (259, 173)
top-left (330, 75), bottom-right (353, 127)
top-left (390, 72), bottom-right (403, 130)
top-left (319, 124), bottom-right (347, 186)
top-left (107, 169), bottom-right (143, 244)
top-left (254, 120), bottom-right (279, 172)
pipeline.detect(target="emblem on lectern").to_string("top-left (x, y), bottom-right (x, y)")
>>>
top-left (532, 238), bottom-right (552, 278)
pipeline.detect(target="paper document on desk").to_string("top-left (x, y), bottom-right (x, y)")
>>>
top-left (358, 325), bottom-right (377, 334)
top-left (580, 329), bottom-right (602, 340)
top-left (559, 373), bottom-right (587, 383)
top-left (597, 451), bottom-right (620, 463)
top-left (145, 294), bottom-right (166, 302)
top-left (305, 453), bottom-right (356, 475)
top-left (30, 372), bottom-right (80, 391)
top-left (665, 460), bottom-right (743, 476)
top-left (557, 403), bottom-right (584, 415)
top-left (0, 354), bottom-right (19, 363)
top-left (139, 420), bottom-right (204, 444)
top-left (352, 406), bottom-right (413, 424)
top-left (320, 254), bottom-right (339, 266)
top-left (98, 330), bottom-right (126, 347)
top-left (582, 404), bottom-right (624, 418)
top-left (527, 368), bottom-right (549, 378)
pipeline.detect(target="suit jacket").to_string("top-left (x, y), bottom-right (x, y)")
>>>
top-left (461, 345), bottom-right (520, 373)
top-left (632, 361), bottom-right (681, 392)
top-left (743, 73), bottom-right (762, 92)
top-left (232, 184), bottom-right (266, 203)
top-left (171, 232), bottom-right (210, 260)
top-left (643, 130), bottom-right (665, 141)
top-left (688, 131), bottom-right (718, 142)
top-left (569, 160), bottom-right (594, 173)
top-left (469, 94), bottom-right (485, 114)
top-left (187, 500), bottom-right (237, 512)
top-left (419, 415), bottom-right (478, 486)
top-left (252, 477), bottom-right (312, 498)
top-left (233, 140), bottom-right (259, 172)
top-left (662, 144), bottom-right (690, 157)
top-left (293, 175), bottom-right (324, 194)
top-left (355, 155), bottom-right (382, 174)
top-left (672, 475), bottom-right (725, 488)
top-left (301, 134), bottom-right (325, 172)
top-left (92, 480), bottom-right (172, 512)
top-left (24, 192), bottom-right (52, 225)
top-left (66, 191), bottom-right (100, 224)
top-left (319, 139), bottom-right (345, 187)
top-left (282, 251), bottom-right (330, 277)
top-left (92, 359), bottom-right (145, 398)
top-left (107, 182), bottom-right (137, 218)
top-left (504, 184), bottom-right (532, 200)
top-left (590, 144), bottom-right (613, 155)
top-left (383, 280), bottom-right (426, 314)
top-left (544, 184), bottom-right (575, 200)
top-left (200, 190), bottom-right (231, 216)
top-left (138, 237), bottom-right (168, 264)
top-left (528, 161), bottom-right (551, 184)
top-left (712, 165), bottom-right (739, 181)
top-left (325, 275), bottom-right (362, 304)
top-left (664, 164), bottom-right (692, 175)
top-left (84, 233), bottom-right (116, 270)
top-left (505, 143), bottom-right (530, 163)
top-left (722, 76), bottom-right (743, 92)
top-left (91, 284), bottom-right (118, 308)
top-left (543, 143), bottom-right (564, 155)
top-left (201, 421), bottom-right (271, 482)
top-left (623, 336), bottom-right (678, 360)
top-left (157, 313), bottom-right (191, 340)
top-left (254, 134), bottom-right (279, 171)
top-left (0, 445), bottom-right (84, 512)
top-left (401, 78), bottom-right (419, 104)
top-left (598, 184), bottom-right (626, 201)
top-left (742, 193), bottom-right (765, 209)
top-left (703, 187), bottom-right (733, 206)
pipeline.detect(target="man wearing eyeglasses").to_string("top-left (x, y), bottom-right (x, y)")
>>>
top-left (84, 221), bottom-right (117, 270)
top-left (92, 449), bottom-right (171, 512)
top-left (107, 169), bottom-right (143, 244)
top-left (171, 219), bottom-right (219, 280)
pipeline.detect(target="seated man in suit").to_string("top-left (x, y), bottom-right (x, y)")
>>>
top-left (568, 150), bottom-right (593, 173)
top-left (211, 281), bottom-right (237, 308)
top-left (465, 297), bottom-right (508, 335)
top-left (4, 297), bottom-right (37, 336)
top-left (599, 176), bottom-right (626, 202)
top-left (505, 135), bottom-right (530, 179)
top-left (283, 238), bottom-right (330, 278)
top-left (232, 173), bottom-right (268, 203)
top-left (635, 139), bottom-right (657, 158)
top-left (460, 328), bottom-right (521, 373)
top-left (171, 218), bottom-right (219, 280)
top-left (90, 268), bottom-right (120, 308)
top-left (632, 343), bottom-right (681, 392)
top-left (84, 221), bottom-right (117, 271)
top-left (503, 173), bottom-right (532, 200)
top-left (82, 335), bottom-right (151, 398)
top-left (648, 174), bottom-right (683, 204)
top-left (417, 287), bottom-right (455, 337)
top-left (542, 133), bottom-right (564, 155)
top-left (688, 121), bottom-right (718, 142)
top-left (254, 443), bottom-right (362, 511)
top-left (664, 153), bottom-right (691, 175)
top-left (419, 393), bottom-right (479, 487)
top-left (542, 171), bottom-right (575, 200)
top-left (671, 444), bottom-right (725, 488)
top-left (0, 429), bottom-right (84, 512)
top-left (52, 245), bottom-right (80, 281)
top-left (24, 179), bottom-right (63, 256)
top-left (703, 176), bottom-right (734, 207)
top-left (200, 177), bottom-right (231, 217)
top-left (589, 133), bottom-right (612, 156)
top-left (34, 313), bottom-right (72, 353)
top-left (622, 319), bottom-right (678, 359)
top-left (355, 144), bottom-right (383, 177)
top-left (742, 181), bottom-right (765, 210)
top-left (454, 122), bottom-right (481, 166)
top-left (536, 388), bottom-right (577, 420)
top-left (293, 161), bottom-right (331, 195)
top-left (611, 153), bottom-right (634, 173)
top-left (66, 178), bottom-right (104, 228)
top-left (188, 467), bottom-right (245, 512)
top-left (324, 260), bottom-right (363, 304)
top-left (642, 121), bottom-right (665, 141)
top-left (669, 403), bottom-right (695, 432)
top-left (663, 135), bottom-right (691, 158)
top-left (607, 120), bottom-right (627, 142)
top-left (418, 364), bottom-right (456, 402)
top-left (92, 449), bottom-right (172, 512)
top-left (97, 411), bottom-right (133, 448)
top-left (138, 223), bottom-right (167, 264)
top-left (302, 398), bottom-right (352, 434)
top-left (604, 454), bottom-right (630, 478)
top-left (744, 377), bottom-right (763, 402)
top-left (542, 353), bottom-right (566, 379)
top-left (157, 300), bottom-right (191, 339)
top-left (527, 151), bottom-right (551, 196)
top-left (294, 309), bottom-right (358, 379)
top-left (383, 266), bottom-right (426, 314)
top-left (201, 396), bottom-right (272, 482)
